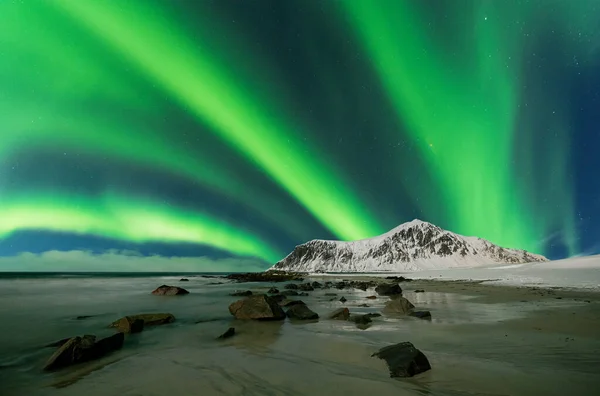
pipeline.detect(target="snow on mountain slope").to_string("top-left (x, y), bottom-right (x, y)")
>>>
top-left (270, 219), bottom-right (548, 272)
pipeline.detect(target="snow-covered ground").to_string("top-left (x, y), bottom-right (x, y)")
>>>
top-left (310, 255), bottom-right (600, 290)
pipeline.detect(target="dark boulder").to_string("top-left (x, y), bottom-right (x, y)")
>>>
top-left (43, 333), bottom-right (124, 371)
top-left (298, 283), bottom-right (314, 291)
top-left (335, 282), bottom-right (347, 289)
top-left (230, 290), bottom-right (253, 297)
top-left (109, 313), bottom-right (175, 330)
top-left (328, 308), bottom-right (350, 320)
top-left (284, 283), bottom-right (299, 290)
top-left (75, 315), bottom-right (93, 320)
top-left (112, 316), bottom-right (144, 333)
top-left (217, 327), bottom-right (235, 340)
top-left (270, 294), bottom-right (286, 303)
top-left (409, 311), bottom-right (432, 320)
top-left (267, 287), bottom-right (280, 294)
top-left (366, 295), bottom-right (377, 300)
top-left (339, 296), bottom-right (347, 303)
top-left (311, 281), bottom-right (323, 288)
top-left (383, 297), bottom-right (415, 315)
top-left (375, 283), bottom-right (402, 296)
top-left (350, 314), bottom-right (372, 325)
top-left (371, 342), bottom-right (431, 377)
top-left (228, 294), bottom-right (286, 320)
top-left (152, 285), bottom-right (189, 296)
top-left (358, 304), bottom-right (370, 307)
top-left (280, 299), bottom-right (306, 307)
top-left (365, 313), bottom-right (382, 319)
top-left (286, 304), bottom-right (319, 320)
top-left (324, 293), bottom-right (337, 296)
top-left (180, 278), bottom-right (189, 282)
top-left (414, 289), bottom-right (425, 293)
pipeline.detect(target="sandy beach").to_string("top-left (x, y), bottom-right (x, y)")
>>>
top-left (1, 273), bottom-right (599, 396)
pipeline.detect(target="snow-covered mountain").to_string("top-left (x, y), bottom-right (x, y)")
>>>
top-left (270, 219), bottom-right (548, 272)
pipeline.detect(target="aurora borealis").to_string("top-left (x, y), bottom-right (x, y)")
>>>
top-left (1, 0), bottom-right (599, 270)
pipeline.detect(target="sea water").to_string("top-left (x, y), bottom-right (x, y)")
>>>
top-left (0, 273), bottom-right (599, 396)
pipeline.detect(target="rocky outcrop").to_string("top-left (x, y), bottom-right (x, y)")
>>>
top-left (112, 316), bottom-right (144, 333)
top-left (109, 313), bottom-right (175, 329)
top-left (43, 333), bottom-right (124, 371)
top-left (372, 342), bottom-right (431, 377)
top-left (271, 219), bottom-right (548, 272)
top-left (286, 304), bottom-right (319, 320)
top-left (328, 308), bottom-right (350, 320)
top-left (151, 285), bottom-right (189, 296)
top-left (228, 294), bottom-right (286, 320)
top-left (409, 311), bottom-right (432, 320)
top-left (225, 271), bottom-right (305, 283)
top-left (383, 297), bottom-right (415, 315)
top-left (375, 283), bottom-right (402, 296)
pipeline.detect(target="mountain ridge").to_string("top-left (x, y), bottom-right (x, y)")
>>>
top-left (270, 219), bottom-right (548, 273)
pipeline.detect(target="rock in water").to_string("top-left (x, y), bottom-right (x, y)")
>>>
top-left (217, 327), bottom-right (235, 340)
top-left (280, 299), bottom-right (306, 307)
top-left (298, 283), bottom-right (314, 291)
top-left (109, 313), bottom-right (175, 329)
top-left (328, 308), bottom-right (350, 320)
top-left (151, 285), bottom-right (189, 296)
top-left (180, 278), bottom-right (189, 282)
top-left (230, 290), bottom-right (253, 297)
top-left (43, 334), bottom-right (123, 371)
top-left (311, 281), bottom-right (323, 288)
top-left (366, 295), bottom-right (377, 299)
top-left (350, 314), bottom-right (372, 325)
top-left (371, 342), bottom-right (431, 378)
top-left (281, 290), bottom-right (299, 296)
top-left (286, 304), bottom-right (319, 320)
top-left (414, 289), bottom-right (425, 293)
top-left (228, 294), bottom-right (286, 320)
top-left (339, 296), bottom-right (347, 303)
top-left (375, 283), bottom-right (402, 296)
top-left (383, 297), bottom-right (415, 315)
top-left (409, 311), bottom-right (432, 320)
top-left (268, 287), bottom-right (280, 294)
top-left (112, 316), bottom-right (145, 333)
top-left (284, 283), bottom-right (299, 290)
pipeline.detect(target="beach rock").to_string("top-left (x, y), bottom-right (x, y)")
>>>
top-left (270, 294), bottom-right (286, 303)
top-left (366, 295), bottom-right (377, 299)
top-left (112, 316), bottom-right (145, 333)
top-left (335, 282), bottom-right (347, 289)
top-left (375, 283), bottom-right (402, 296)
top-left (414, 289), bottom-right (425, 293)
top-left (324, 281), bottom-right (333, 288)
top-left (180, 278), bottom-right (189, 282)
top-left (371, 342), bottom-right (431, 377)
top-left (286, 304), bottom-right (319, 320)
top-left (328, 308), bottom-right (350, 320)
top-left (217, 327), bottom-right (235, 340)
top-left (409, 311), bottom-right (432, 320)
top-left (298, 283), bottom-right (315, 291)
top-left (151, 285), bottom-right (189, 296)
top-left (281, 290), bottom-right (299, 296)
top-left (109, 313), bottom-right (175, 329)
top-left (226, 271), bottom-right (304, 283)
top-left (228, 294), bottom-right (286, 320)
top-left (280, 299), bottom-right (306, 307)
top-left (358, 304), bottom-right (370, 307)
top-left (207, 282), bottom-right (224, 285)
top-left (43, 333), bottom-right (123, 372)
top-left (339, 296), bottom-right (347, 303)
top-left (385, 276), bottom-right (412, 282)
top-left (311, 281), bottom-right (323, 288)
top-left (284, 283), bottom-right (299, 290)
top-left (324, 293), bottom-right (337, 296)
top-left (75, 315), bottom-right (93, 320)
top-left (365, 313), bottom-right (382, 318)
top-left (268, 287), bottom-right (280, 294)
top-left (350, 314), bottom-right (372, 325)
top-left (383, 297), bottom-right (415, 315)
top-left (45, 334), bottom-right (95, 349)
top-left (230, 290), bottom-right (253, 297)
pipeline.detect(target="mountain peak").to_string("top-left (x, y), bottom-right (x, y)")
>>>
top-left (271, 220), bottom-right (547, 273)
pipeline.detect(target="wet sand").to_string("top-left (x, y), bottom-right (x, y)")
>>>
top-left (2, 275), bottom-right (600, 396)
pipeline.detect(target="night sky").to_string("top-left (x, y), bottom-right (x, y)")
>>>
top-left (1, 0), bottom-right (599, 271)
